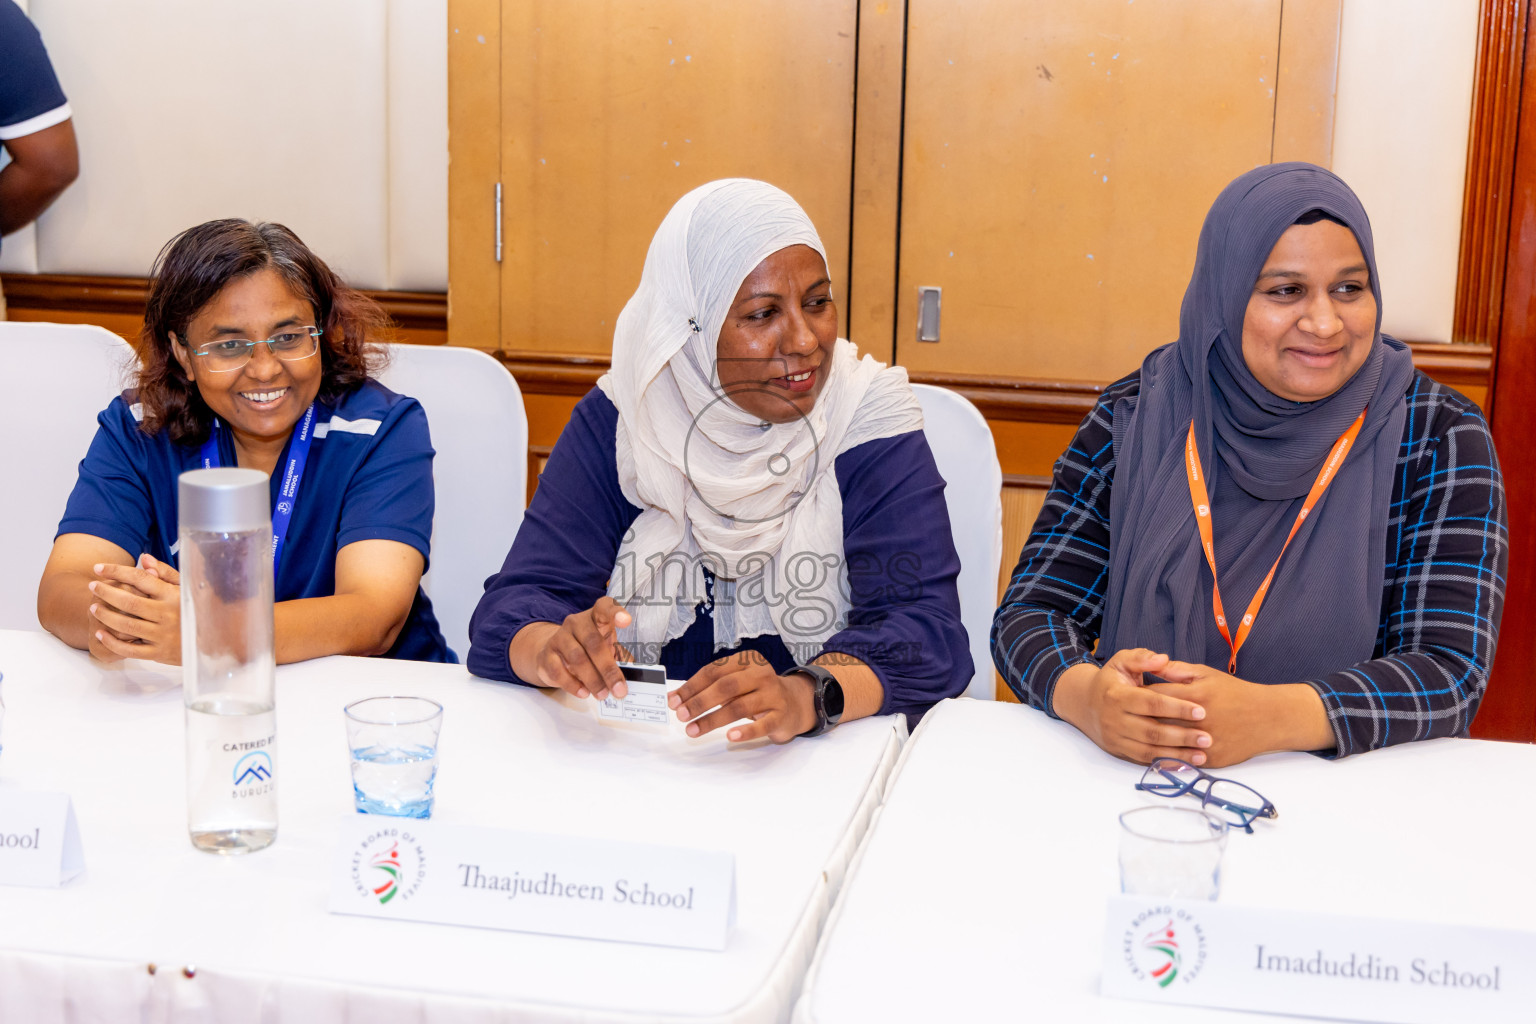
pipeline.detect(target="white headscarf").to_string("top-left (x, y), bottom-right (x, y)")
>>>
top-left (597, 179), bottom-right (924, 659)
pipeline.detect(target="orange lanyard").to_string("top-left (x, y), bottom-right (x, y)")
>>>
top-left (1184, 409), bottom-right (1366, 674)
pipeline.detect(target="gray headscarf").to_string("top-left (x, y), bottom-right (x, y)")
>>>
top-left (1098, 162), bottom-right (1416, 681)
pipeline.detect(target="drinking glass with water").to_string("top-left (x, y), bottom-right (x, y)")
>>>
top-left (344, 696), bottom-right (443, 818)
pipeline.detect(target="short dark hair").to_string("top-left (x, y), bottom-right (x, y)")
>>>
top-left (1294, 208), bottom-right (1347, 227)
top-left (136, 219), bottom-right (389, 443)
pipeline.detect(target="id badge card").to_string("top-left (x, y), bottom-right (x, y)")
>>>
top-left (596, 662), bottom-right (670, 726)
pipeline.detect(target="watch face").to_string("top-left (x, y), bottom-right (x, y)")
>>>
top-left (823, 677), bottom-right (845, 720)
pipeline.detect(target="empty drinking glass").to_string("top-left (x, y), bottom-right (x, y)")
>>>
top-left (344, 696), bottom-right (443, 818)
top-left (1118, 805), bottom-right (1228, 901)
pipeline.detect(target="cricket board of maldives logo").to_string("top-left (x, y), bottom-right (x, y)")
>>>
top-left (1142, 919), bottom-right (1183, 987)
top-left (349, 829), bottom-right (427, 906)
top-left (1122, 906), bottom-right (1209, 988)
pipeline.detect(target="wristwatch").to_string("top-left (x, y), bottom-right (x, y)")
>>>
top-left (791, 663), bottom-right (844, 737)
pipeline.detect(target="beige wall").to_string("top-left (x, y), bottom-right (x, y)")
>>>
top-left (0, 0), bottom-right (448, 292)
top-left (1, 0), bottom-right (39, 273)
top-left (1333, 0), bottom-right (1478, 343)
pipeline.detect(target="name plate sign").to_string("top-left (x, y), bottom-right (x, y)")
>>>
top-left (329, 817), bottom-right (736, 950)
top-left (1102, 895), bottom-right (1536, 1023)
top-left (0, 787), bottom-right (85, 887)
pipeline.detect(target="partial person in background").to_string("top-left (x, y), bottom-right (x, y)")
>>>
top-left (992, 162), bottom-right (1507, 766)
top-left (0, 0), bottom-right (79, 319)
top-left (37, 219), bottom-right (454, 665)
top-left (469, 178), bottom-right (971, 742)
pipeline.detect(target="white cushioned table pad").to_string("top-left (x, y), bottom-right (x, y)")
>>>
top-left (0, 629), bottom-right (902, 1023)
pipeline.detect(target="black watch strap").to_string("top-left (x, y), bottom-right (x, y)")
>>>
top-left (792, 663), bottom-right (844, 737)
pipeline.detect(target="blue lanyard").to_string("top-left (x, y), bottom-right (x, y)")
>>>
top-left (198, 402), bottom-right (318, 573)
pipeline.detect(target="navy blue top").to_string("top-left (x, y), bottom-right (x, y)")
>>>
top-left (0, 1), bottom-right (66, 133)
top-left (0, 0), bottom-right (70, 258)
top-left (468, 389), bottom-right (972, 717)
top-left (57, 381), bottom-right (453, 662)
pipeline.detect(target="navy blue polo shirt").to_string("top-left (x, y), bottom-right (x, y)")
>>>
top-left (0, 0), bottom-right (71, 257)
top-left (57, 380), bottom-right (453, 662)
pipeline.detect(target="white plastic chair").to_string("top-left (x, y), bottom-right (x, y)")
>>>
top-left (0, 322), bottom-right (139, 631)
top-left (911, 383), bottom-right (1004, 700)
top-left (375, 344), bottom-right (527, 661)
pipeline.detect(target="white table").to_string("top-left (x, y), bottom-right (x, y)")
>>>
top-left (0, 630), bottom-right (905, 1023)
top-left (793, 699), bottom-right (1536, 1023)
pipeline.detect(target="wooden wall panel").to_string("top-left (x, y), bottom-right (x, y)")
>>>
top-left (497, 0), bottom-right (858, 357)
top-left (848, 0), bottom-right (907, 364)
top-left (988, 417), bottom-right (1080, 478)
top-left (1480, 0), bottom-right (1536, 745)
top-left (0, 276), bottom-right (449, 348)
top-left (1271, 0), bottom-right (1342, 165)
top-left (447, 0), bottom-right (501, 350)
top-left (1455, 0), bottom-right (1529, 363)
top-left (893, 0), bottom-right (1291, 380)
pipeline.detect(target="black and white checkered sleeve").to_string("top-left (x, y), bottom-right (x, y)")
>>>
top-left (1303, 377), bottom-right (1508, 757)
top-left (990, 377), bottom-right (1137, 715)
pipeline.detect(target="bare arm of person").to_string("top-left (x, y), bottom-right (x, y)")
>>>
top-left (39, 535), bottom-right (425, 665)
top-left (271, 539), bottom-right (425, 663)
top-left (0, 119), bottom-right (78, 234)
top-left (37, 533), bottom-right (142, 662)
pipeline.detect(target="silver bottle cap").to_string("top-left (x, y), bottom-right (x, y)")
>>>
top-left (178, 468), bottom-right (270, 533)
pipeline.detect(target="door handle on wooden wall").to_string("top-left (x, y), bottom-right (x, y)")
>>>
top-left (494, 182), bottom-right (503, 263)
top-left (917, 286), bottom-right (942, 342)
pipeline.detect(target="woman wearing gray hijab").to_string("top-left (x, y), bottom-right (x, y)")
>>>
top-left (991, 162), bottom-right (1507, 767)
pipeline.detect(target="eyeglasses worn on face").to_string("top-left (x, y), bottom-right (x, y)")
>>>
top-left (186, 327), bottom-right (322, 373)
top-left (1135, 757), bottom-right (1278, 834)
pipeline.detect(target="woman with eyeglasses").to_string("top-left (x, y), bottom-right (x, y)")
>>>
top-left (37, 218), bottom-right (452, 665)
top-left (992, 163), bottom-right (1507, 767)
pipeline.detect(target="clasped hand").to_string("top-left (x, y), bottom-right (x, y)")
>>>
top-left (87, 554), bottom-right (181, 664)
top-left (1054, 649), bottom-right (1325, 768)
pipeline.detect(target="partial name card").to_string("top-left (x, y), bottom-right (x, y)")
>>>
top-left (0, 787), bottom-right (85, 887)
top-left (1102, 895), bottom-right (1536, 1024)
top-left (596, 680), bottom-right (669, 726)
top-left (329, 818), bottom-right (736, 950)
top-left (595, 662), bottom-right (672, 728)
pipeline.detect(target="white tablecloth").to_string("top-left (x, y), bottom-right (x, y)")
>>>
top-left (793, 698), bottom-right (1536, 1023)
top-left (0, 630), bottom-right (905, 1023)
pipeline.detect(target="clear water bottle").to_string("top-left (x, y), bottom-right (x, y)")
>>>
top-left (180, 468), bottom-right (277, 853)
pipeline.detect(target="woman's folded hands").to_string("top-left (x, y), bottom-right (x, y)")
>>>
top-left (1147, 661), bottom-right (1335, 766)
top-left (1051, 649), bottom-right (1211, 766)
top-left (86, 553), bottom-right (182, 664)
top-left (1052, 648), bottom-right (1338, 768)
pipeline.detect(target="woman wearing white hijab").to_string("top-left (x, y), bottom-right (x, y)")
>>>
top-left (469, 179), bottom-right (972, 741)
